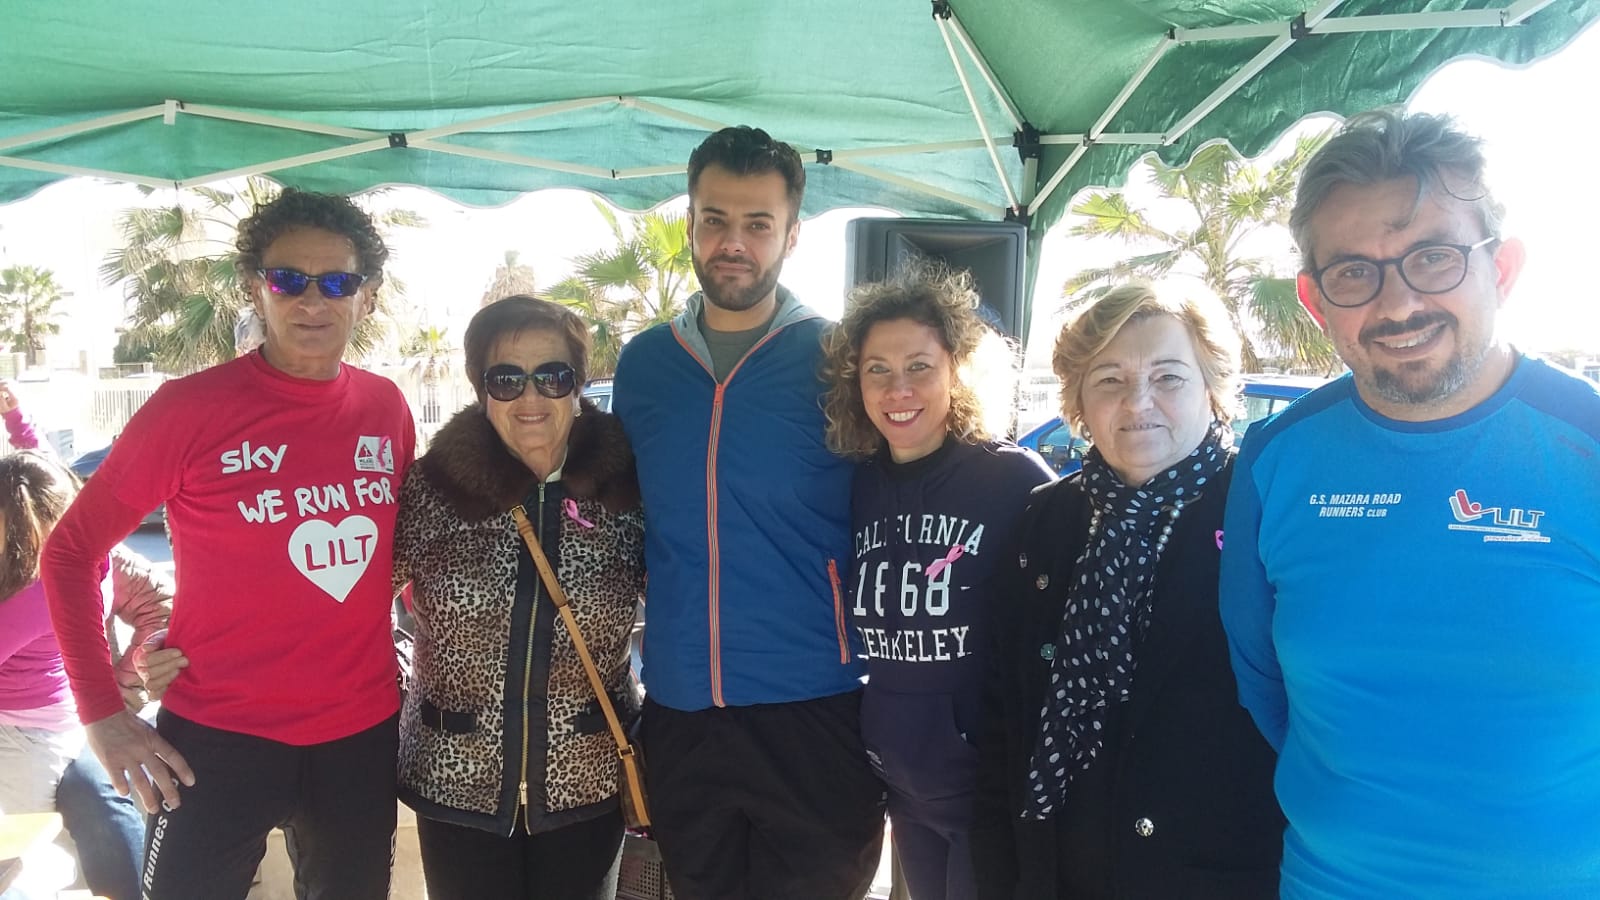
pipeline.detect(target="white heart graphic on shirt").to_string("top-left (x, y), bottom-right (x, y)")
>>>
top-left (288, 515), bottom-right (379, 603)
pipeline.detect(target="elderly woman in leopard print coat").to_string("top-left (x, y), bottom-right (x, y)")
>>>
top-left (393, 295), bottom-right (644, 900)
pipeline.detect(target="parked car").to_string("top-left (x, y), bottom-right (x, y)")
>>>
top-left (1019, 373), bottom-right (1327, 476)
top-left (70, 443), bottom-right (166, 528)
top-left (584, 378), bottom-right (613, 412)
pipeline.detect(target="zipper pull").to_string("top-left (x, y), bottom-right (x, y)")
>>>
top-left (519, 780), bottom-right (529, 810)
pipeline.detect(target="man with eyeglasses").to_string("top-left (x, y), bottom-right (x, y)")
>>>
top-left (613, 126), bottom-right (885, 900)
top-left (43, 189), bottom-right (415, 899)
top-left (1220, 108), bottom-right (1600, 898)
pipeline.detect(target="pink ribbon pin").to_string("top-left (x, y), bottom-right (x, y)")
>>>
top-left (1214, 530), bottom-right (1224, 550)
top-left (563, 498), bottom-right (595, 529)
top-left (926, 545), bottom-right (965, 579)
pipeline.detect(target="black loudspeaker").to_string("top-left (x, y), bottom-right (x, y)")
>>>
top-left (844, 218), bottom-right (1028, 340)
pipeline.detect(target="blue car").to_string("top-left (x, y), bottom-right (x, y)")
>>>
top-left (1019, 373), bottom-right (1326, 476)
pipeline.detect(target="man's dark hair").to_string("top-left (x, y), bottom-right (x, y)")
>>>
top-left (687, 126), bottom-right (806, 221)
top-left (234, 188), bottom-right (390, 280)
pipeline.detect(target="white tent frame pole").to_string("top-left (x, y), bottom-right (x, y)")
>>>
top-left (935, 16), bottom-right (1021, 213)
top-left (1315, 10), bottom-right (1515, 34)
top-left (1175, 4), bottom-right (1544, 43)
top-left (941, 12), bottom-right (1025, 131)
top-left (1505, 0), bottom-right (1558, 25)
top-left (621, 99), bottom-right (729, 134)
top-left (829, 139), bottom-right (997, 159)
top-left (1163, 35), bottom-right (1295, 144)
top-left (612, 164), bottom-right (683, 180)
top-left (173, 97), bottom-right (621, 187)
top-left (178, 104), bottom-right (381, 140)
top-left (402, 97), bottom-right (616, 142)
top-left (410, 140), bottom-right (614, 179)
top-left (0, 106), bottom-right (167, 154)
top-left (1020, 156), bottom-right (1039, 206)
top-left (831, 158), bottom-right (1005, 217)
top-left (1092, 35), bottom-right (1175, 139)
top-left (176, 138), bottom-right (394, 188)
top-left (1165, 0), bottom-right (1346, 144)
top-left (1025, 31), bottom-right (1174, 217)
top-left (0, 154), bottom-right (174, 189)
top-left (1027, 144), bottom-right (1089, 217)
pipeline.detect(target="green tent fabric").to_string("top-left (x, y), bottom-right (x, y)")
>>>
top-left (3, 0), bottom-right (1595, 331)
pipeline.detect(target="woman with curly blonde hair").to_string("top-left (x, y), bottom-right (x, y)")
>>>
top-left (821, 262), bottom-right (1053, 900)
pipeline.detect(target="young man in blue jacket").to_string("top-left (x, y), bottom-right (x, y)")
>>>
top-left (613, 126), bottom-right (884, 900)
top-left (1221, 109), bottom-right (1600, 899)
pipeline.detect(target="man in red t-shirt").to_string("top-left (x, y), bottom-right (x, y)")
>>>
top-left (43, 189), bottom-right (416, 900)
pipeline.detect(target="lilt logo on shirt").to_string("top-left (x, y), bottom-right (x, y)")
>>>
top-left (1446, 488), bottom-right (1549, 543)
top-left (353, 436), bottom-right (395, 474)
top-left (289, 515), bottom-right (379, 603)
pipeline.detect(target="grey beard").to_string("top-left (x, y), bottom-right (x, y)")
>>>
top-left (1369, 344), bottom-right (1483, 406)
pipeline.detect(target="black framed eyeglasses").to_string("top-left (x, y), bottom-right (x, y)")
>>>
top-left (483, 362), bottom-right (578, 402)
top-left (1310, 237), bottom-right (1498, 309)
top-left (257, 267), bottom-right (369, 299)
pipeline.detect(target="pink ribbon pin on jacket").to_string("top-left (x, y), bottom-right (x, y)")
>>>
top-left (563, 497), bottom-right (595, 529)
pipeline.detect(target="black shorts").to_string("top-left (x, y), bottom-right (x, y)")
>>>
top-left (641, 691), bottom-right (886, 900)
top-left (141, 709), bottom-right (398, 900)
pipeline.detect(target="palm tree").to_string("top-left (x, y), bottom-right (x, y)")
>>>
top-left (400, 324), bottom-right (453, 424)
top-left (0, 264), bottom-right (67, 367)
top-left (541, 276), bottom-right (627, 378)
top-left (101, 178), bottom-right (422, 374)
top-left (541, 201), bottom-right (697, 378)
top-left (480, 250), bottom-right (540, 307)
top-left (1060, 135), bottom-right (1337, 373)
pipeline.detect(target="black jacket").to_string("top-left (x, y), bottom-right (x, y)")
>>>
top-left (971, 461), bottom-right (1284, 899)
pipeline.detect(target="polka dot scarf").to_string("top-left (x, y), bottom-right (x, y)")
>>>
top-left (1022, 422), bottom-right (1230, 820)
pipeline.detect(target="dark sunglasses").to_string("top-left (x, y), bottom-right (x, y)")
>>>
top-left (257, 267), bottom-right (369, 298)
top-left (484, 362), bottom-right (578, 402)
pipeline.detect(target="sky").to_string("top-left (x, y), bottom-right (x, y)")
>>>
top-left (1, 20), bottom-right (1597, 373)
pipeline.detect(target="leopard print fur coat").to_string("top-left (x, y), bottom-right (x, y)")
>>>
top-left (394, 399), bottom-right (644, 833)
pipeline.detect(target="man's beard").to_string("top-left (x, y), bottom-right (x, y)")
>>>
top-left (1358, 311), bottom-right (1485, 406)
top-left (694, 254), bottom-right (783, 315)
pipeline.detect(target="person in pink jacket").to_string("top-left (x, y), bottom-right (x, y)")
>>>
top-left (0, 383), bottom-right (176, 899)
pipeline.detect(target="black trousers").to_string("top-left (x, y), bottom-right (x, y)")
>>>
top-left (641, 691), bottom-right (886, 900)
top-left (141, 709), bottom-right (398, 900)
top-left (415, 806), bottom-right (624, 900)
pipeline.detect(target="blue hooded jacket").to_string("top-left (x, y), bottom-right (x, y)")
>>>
top-left (614, 287), bottom-right (863, 711)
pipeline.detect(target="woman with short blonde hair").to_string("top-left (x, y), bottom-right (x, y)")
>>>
top-left (973, 282), bottom-right (1283, 899)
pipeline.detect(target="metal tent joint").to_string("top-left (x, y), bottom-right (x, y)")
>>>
top-left (1289, 13), bottom-right (1312, 39)
top-left (815, 149), bottom-right (833, 165)
top-left (388, 132), bottom-right (408, 149)
top-left (1013, 122), bottom-right (1040, 161)
top-left (931, 1), bottom-right (952, 20)
top-left (1003, 205), bottom-right (1031, 227)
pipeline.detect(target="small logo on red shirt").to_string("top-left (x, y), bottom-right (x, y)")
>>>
top-left (354, 436), bottom-right (394, 474)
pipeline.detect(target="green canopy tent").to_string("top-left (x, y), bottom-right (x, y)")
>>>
top-left (2, 0), bottom-right (1595, 339)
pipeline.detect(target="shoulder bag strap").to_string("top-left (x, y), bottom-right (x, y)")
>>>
top-left (509, 505), bottom-right (635, 763)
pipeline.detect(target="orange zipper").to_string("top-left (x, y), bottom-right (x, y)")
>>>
top-left (827, 559), bottom-right (849, 663)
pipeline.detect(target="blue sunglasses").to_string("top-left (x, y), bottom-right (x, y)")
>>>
top-left (257, 267), bottom-right (368, 298)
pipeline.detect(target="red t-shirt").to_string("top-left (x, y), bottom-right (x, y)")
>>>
top-left (44, 352), bottom-right (416, 745)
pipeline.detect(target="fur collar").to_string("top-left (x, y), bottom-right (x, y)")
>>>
top-left (418, 399), bottom-right (639, 523)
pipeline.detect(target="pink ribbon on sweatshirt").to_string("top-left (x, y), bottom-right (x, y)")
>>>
top-left (926, 544), bottom-right (965, 579)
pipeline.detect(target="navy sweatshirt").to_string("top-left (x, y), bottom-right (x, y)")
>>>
top-left (849, 437), bottom-right (1053, 813)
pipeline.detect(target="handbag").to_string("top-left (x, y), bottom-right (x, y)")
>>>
top-left (510, 505), bottom-right (651, 830)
